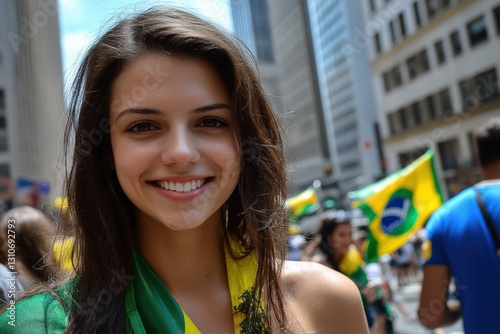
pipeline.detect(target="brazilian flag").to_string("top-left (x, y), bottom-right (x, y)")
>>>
top-left (350, 149), bottom-right (444, 263)
top-left (286, 186), bottom-right (320, 218)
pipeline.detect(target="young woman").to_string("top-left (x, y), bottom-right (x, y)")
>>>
top-left (302, 210), bottom-right (392, 334)
top-left (0, 206), bottom-right (58, 289)
top-left (0, 7), bottom-right (367, 333)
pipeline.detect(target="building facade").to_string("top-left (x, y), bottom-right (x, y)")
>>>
top-left (365, 0), bottom-right (500, 197)
top-left (307, 0), bottom-right (384, 193)
top-left (265, 0), bottom-right (329, 192)
top-left (0, 0), bottom-right (65, 210)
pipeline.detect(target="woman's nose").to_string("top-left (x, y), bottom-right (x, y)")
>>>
top-left (160, 127), bottom-right (200, 167)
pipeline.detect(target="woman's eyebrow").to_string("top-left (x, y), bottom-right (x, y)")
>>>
top-left (115, 108), bottom-right (162, 122)
top-left (115, 103), bottom-right (231, 121)
top-left (193, 103), bottom-right (231, 113)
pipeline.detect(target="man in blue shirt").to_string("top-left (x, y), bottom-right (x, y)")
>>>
top-left (418, 117), bottom-right (500, 334)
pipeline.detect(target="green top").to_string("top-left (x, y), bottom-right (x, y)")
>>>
top-left (0, 283), bottom-right (70, 333)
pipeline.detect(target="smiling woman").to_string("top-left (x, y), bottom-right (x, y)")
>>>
top-left (0, 7), bottom-right (368, 334)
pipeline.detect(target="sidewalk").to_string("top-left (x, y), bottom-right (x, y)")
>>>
top-left (390, 282), bottom-right (464, 334)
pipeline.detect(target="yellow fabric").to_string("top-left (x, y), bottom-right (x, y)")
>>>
top-left (225, 236), bottom-right (260, 331)
top-left (183, 310), bottom-right (201, 334)
top-left (421, 239), bottom-right (432, 262)
top-left (286, 187), bottom-right (319, 216)
top-left (339, 245), bottom-right (364, 276)
top-left (53, 237), bottom-right (75, 272)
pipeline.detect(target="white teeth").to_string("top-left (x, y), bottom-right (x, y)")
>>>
top-left (157, 179), bottom-right (206, 192)
top-left (175, 182), bottom-right (183, 192)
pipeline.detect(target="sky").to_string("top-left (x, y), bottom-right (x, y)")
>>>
top-left (58, 0), bottom-right (232, 90)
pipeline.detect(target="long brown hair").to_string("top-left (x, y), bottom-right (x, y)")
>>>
top-left (63, 7), bottom-right (288, 333)
top-left (0, 206), bottom-right (57, 287)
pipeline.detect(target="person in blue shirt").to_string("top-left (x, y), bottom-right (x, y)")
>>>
top-left (418, 117), bottom-right (500, 334)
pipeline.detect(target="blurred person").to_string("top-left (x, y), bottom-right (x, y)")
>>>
top-left (355, 229), bottom-right (413, 324)
top-left (418, 117), bottom-right (500, 333)
top-left (0, 7), bottom-right (368, 333)
top-left (391, 241), bottom-right (418, 288)
top-left (0, 206), bottom-right (58, 289)
top-left (303, 210), bottom-right (392, 334)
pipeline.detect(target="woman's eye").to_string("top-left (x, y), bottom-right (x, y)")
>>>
top-left (128, 122), bottom-right (158, 133)
top-left (198, 117), bottom-right (227, 128)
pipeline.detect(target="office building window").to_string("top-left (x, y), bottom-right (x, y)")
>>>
top-left (0, 133), bottom-right (7, 152)
top-left (368, 0), bottom-right (376, 13)
top-left (388, 111), bottom-right (403, 134)
top-left (0, 90), bottom-right (4, 109)
top-left (374, 32), bottom-right (382, 55)
top-left (459, 68), bottom-right (500, 109)
top-left (398, 108), bottom-right (408, 129)
top-left (434, 40), bottom-right (446, 64)
top-left (0, 116), bottom-right (5, 130)
top-left (403, 106), bottom-right (416, 128)
top-left (467, 16), bottom-right (488, 47)
top-left (413, 1), bottom-right (422, 27)
top-left (389, 21), bottom-right (396, 44)
top-left (438, 89), bottom-right (453, 115)
top-left (399, 13), bottom-right (407, 38)
top-left (450, 31), bottom-right (462, 56)
top-left (249, 0), bottom-right (274, 62)
top-left (425, 95), bottom-right (436, 119)
top-left (411, 102), bottom-right (421, 124)
top-left (0, 164), bottom-right (9, 178)
top-left (438, 139), bottom-right (459, 170)
top-left (382, 66), bottom-right (402, 92)
top-left (494, 6), bottom-right (500, 34)
top-left (406, 49), bottom-right (430, 79)
top-left (426, 0), bottom-right (451, 20)
top-left (399, 147), bottom-right (428, 167)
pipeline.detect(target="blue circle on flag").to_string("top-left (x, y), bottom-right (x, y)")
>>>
top-left (380, 189), bottom-right (414, 236)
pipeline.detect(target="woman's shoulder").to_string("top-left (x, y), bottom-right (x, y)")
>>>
top-left (281, 260), bottom-right (369, 333)
top-left (281, 260), bottom-right (359, 301)
top-left (0, 285), bottom-right (70, 333)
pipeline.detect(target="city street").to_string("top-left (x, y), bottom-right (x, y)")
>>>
top-left (391, 283), bottom-right (464, 334)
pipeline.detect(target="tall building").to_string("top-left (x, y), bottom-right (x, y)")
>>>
top-left (230, 0), bottom-right (282, 111)
top-left (365, 0), bottom-right (500, 197)
top-left (265, 0), bottom-right (329, 192)
top-left (0, 0), bottom-right (65, 211)
top-left (307, 0), bottom-right (383, 192)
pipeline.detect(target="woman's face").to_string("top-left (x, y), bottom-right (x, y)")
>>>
top-left (109, 53), bottom-right (240, 232)
top-left (329, 223), bottom-right (352, 258)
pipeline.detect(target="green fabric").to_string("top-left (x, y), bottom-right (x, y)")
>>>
top-left (126, 249), bottom-right (187, 334)
top-left (0, 242), bottom-right (261, 333)
top-left (0, 281), bottom-right (72, 333)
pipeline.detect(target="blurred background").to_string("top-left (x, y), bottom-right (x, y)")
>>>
top-left (2, 0), bottom-right (498, 332)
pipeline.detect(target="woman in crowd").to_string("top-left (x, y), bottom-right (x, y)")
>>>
top-left (0, 7), bottom-right (367, 333)
top-left (302, 210), bottom-right (392, 334)
top-left (0, 206), bottom-right (58, 289)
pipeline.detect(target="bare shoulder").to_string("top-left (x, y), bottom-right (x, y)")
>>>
top-left (281, 260), bottom-right (369, 334)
